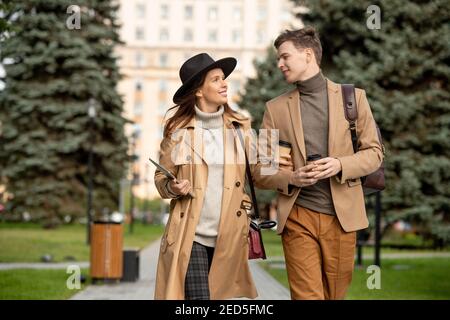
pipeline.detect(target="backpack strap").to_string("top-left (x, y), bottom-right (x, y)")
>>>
top-left (341, 84), bottom-right (358, 153)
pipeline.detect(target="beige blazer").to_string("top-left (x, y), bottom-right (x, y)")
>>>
top-left (254, 79), bottom-right (383, 233)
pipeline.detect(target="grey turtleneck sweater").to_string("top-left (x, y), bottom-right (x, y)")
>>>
top-left (193, 105), bottom-right (225, 247)
top-left (295, 71), bottom-right (336, 215)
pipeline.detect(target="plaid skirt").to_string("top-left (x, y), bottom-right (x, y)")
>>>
top-left (184, 241), bottom-right (215, 300)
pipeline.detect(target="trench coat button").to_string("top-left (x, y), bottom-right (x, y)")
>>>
top-left (186, 155), bottom-right (192, 162)
top-left (180, 212), bottom-right (184, 218)
top-left (235, 181), bottom-right (241, 187)
top-left (236, 210), bottom-right (242, 217)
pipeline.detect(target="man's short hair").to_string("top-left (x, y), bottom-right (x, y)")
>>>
top-left (274, 26), bottom-right (323, 66)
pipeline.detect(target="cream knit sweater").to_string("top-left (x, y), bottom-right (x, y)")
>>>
top-left (193, 105), bottom-right (224, 247)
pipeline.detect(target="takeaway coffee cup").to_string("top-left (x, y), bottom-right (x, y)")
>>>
top-left (279, 140), bottom-right (293, 170)
top-left (306, 154), bottom-right (322, 165)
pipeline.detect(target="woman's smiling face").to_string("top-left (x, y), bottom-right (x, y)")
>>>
top-left (196, 68), bottom-right (228, 107)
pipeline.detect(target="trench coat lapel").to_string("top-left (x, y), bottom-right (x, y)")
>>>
top-left (220, 116), bottom-right (244, 219)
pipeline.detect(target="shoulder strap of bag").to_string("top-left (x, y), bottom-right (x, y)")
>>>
top-left (341, 84), bottom-right (358, 153)
top-left (232, 122), bottom-right (260, 219)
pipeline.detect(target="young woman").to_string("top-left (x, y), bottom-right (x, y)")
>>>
top-left (153, 53), bottom-right (257, 300)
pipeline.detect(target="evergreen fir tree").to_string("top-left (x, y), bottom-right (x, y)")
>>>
top-left (0, 0), bottom-right (129, 226)
top-left (290, 0), bottom-right (449, 245)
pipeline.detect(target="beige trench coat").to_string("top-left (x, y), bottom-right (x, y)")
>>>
top-left (154, 110), bottom-right (258, 300)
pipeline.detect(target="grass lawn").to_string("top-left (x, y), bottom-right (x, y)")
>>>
top-left (0, 268), bottom-right (88, 300)
top-left (261, 258), bottom-right (450, 300)
top-left (0, 222), bottom-right (164, 263)
top-left (260, 230), bottom-right (450, 299)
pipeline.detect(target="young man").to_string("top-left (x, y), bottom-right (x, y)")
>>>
top-left (254, 27), bottom-right (383, 299)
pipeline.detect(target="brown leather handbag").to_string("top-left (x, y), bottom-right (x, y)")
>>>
top-left (341, 84), bottom-right (385, 195)
top-left (233, 122), bottom-right (277, 260)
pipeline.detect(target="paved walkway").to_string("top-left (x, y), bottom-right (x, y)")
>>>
top-left (69, 239), bottom-right (290, 300)
top-left (3, 244), bottom-right (448, 300)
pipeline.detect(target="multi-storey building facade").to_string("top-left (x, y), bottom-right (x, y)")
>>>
top-left (116, 0), bottom-right (302, 199)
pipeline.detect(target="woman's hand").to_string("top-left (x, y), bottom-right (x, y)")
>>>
top-left (168, 179), bottom-right (192, 196)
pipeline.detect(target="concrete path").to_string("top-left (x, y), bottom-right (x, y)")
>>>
top-left (69, 239), bottom-right (290, 300)
top-left (248, 259), bottom-right (290, 300)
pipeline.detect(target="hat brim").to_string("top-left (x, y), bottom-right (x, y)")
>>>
top-left (173, 57), bottom-right (237, 104)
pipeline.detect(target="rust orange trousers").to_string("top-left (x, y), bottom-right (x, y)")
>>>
top-left (282, 205), bottom-right (357, 300)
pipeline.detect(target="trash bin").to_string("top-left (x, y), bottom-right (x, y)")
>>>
top-left (90, 221), bottom-right (123, 282)
top-left (122, 247), bottom-right (140, 282)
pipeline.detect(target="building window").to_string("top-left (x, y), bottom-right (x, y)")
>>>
top-left (160, 4), bottom-right (169, 19)
top-left (232, 29), bottom-right (241, 43)
top-left (135, 52), bottom-right (145, 67)
top-left (159, 28), bottom-right (169, 41)
top-left (136, 3), bottom-right (146, 19)
top-left (135, 80), bottom-right (143, 91)
top-left (257, 29), bottom-right (266, 43)
top-left (135, 27), bottom-right (144, 40)
top-left (233, 7), bottom-right (242, 22)
top-left (208, 7), bottom-right (218, 21)
top-left (159, 53), bottom-right (168, 67)
top-left (159, 101), bottom-right (167, 116)
top-left (208, 29), bottom-right (217, 42)
top-left (184, 28), bottom-right (193, 42)
top-left (134, 101), bottom-right (143, 116)
top-left (257, 6), bottom-right (267, 21)
top-left (159, 79), bottom-right (168, 92)
top-left (184, 5), bottom-right (193, 19)
top-left (133, 124), bottom-right (142, 139)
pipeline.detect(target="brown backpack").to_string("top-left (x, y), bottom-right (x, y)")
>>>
top-left (341, 84), bottom-right (385, 195)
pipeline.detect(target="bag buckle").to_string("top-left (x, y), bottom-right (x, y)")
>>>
top-left (240, 199), bottom-right (253, 211)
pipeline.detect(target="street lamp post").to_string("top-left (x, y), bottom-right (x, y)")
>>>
top-left (374, 192), bottom-right (382, 267)
top-left (86, 98), bottom-right (96, 245)
top-left (142, 164), bottom-right (149, 225)
top-left (129, 130), bottom-right (139, 234)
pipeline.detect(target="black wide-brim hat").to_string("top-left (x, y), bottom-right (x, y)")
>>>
top-left (173, 53), bottom-right (237, 104)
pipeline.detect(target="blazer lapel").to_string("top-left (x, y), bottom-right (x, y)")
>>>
top-left (287, 90), bottom-right (306, 162)
top-left (326, 79), bottom-right (340, 157)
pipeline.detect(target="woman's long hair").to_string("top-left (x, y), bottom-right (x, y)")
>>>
top-left (163, 72), bottom-right (239, 138)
